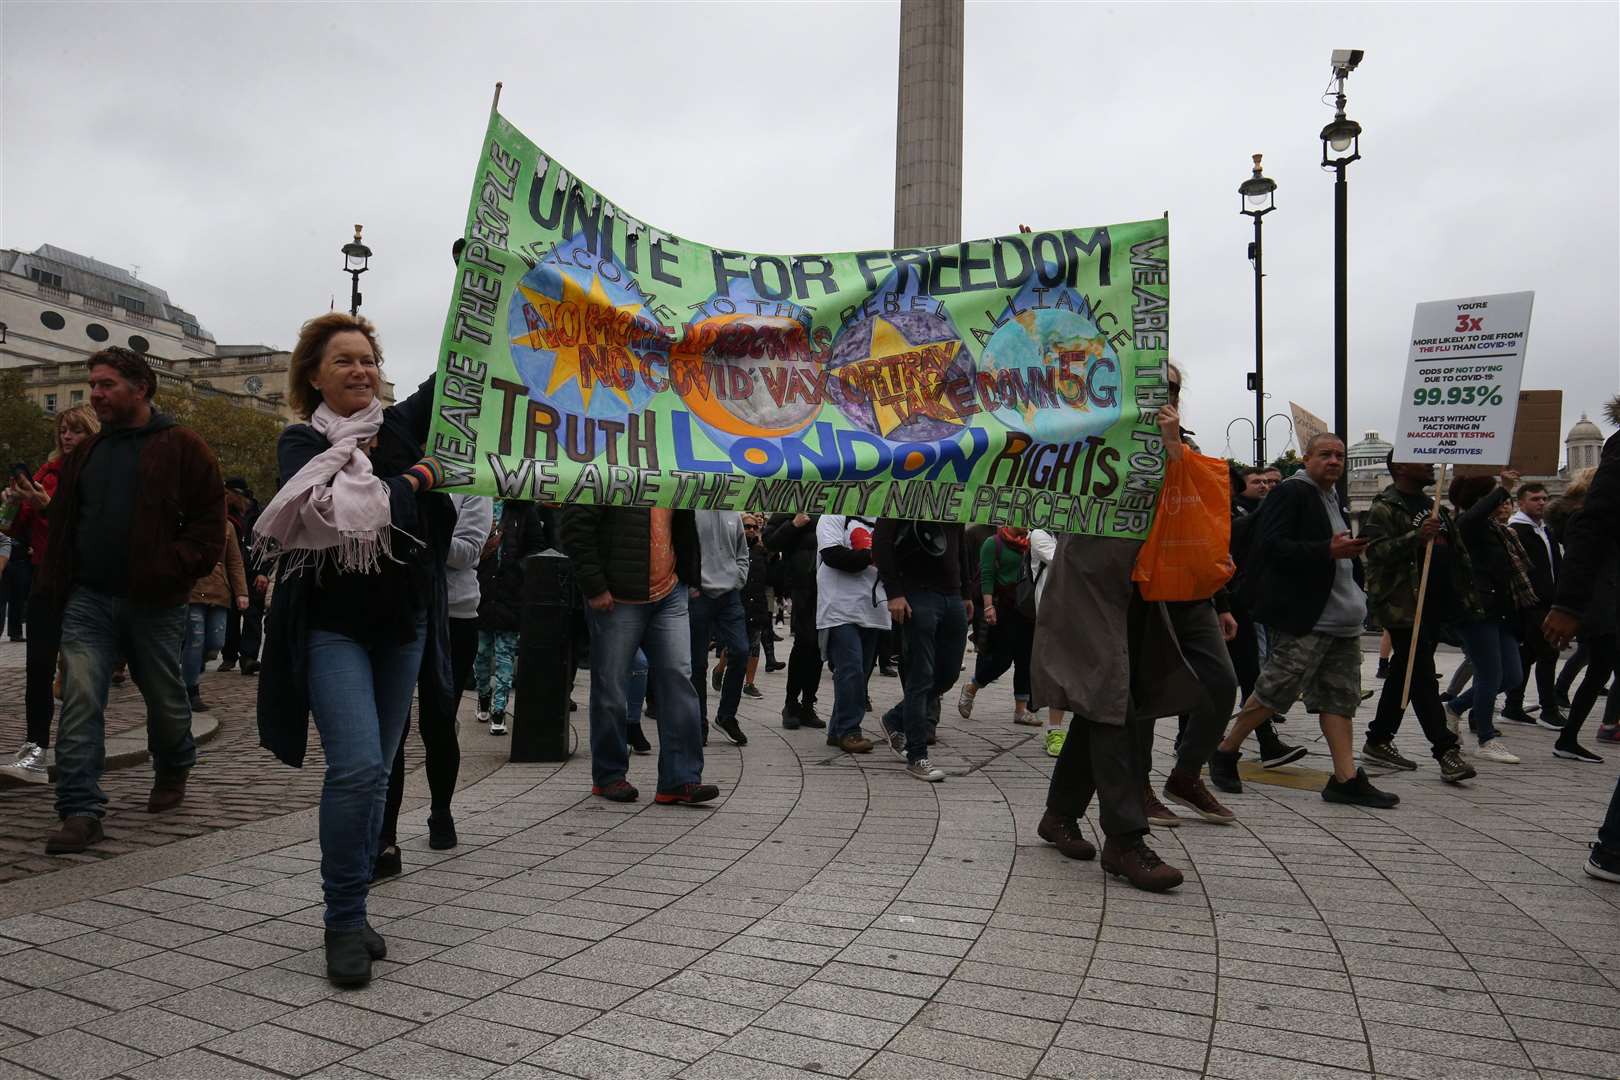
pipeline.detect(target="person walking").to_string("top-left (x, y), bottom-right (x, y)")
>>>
top-left (957, 526), bottom-right (1037, 725)
top-left (691, 510), bottom-right (750, 747)
top-left (765, 512), bottom-right (826, 730)
top-left (817, 515), bottom-right (890, 754)
top-left (1504, 482), bottom-right (1566, 729)
top-left (183, 507), bottom-right (249, 713)
top-left (255, 314), bottom-right (456, 987)
top-left (2, 405), bottom-right (100, 776)
top-left (1359, 456), bottom-right (1479, 783)
top-left (474, 501), bottom-right (544, 736)
top-left (1210, 434), bottom-right (1398, 809)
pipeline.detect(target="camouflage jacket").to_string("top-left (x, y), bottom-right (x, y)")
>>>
top-left (1362, 484), bottom-right (1483, 629)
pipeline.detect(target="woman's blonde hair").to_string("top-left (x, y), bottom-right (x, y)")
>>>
top-left (52, 404), bottom-right (101, 461)
top-left (1564, 466), bottom-right (1599, 503)
top-left (286, 312), bottom-right (384, 420)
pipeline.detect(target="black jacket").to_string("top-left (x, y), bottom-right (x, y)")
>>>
top-left (743, 540), bottom-right (770, 623)
top-left (764, 514), bottom-right (819, 595)
top-left (478, 502), bottom-right (548, 633)
top-left (257, 377), bottom-right (455, 769)
top-left (1555, 431), bottom-right (1620, 634)
top-left (1509, 519), bottom-right (1561, 606)
top-left (1456, 486), bottom-right (1526, 621)
top-left (1248, 475), bottom-right (1364, 636)
top-left (559, 506), bottom-right (700, 602)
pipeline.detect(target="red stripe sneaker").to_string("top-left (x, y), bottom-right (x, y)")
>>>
top-left (654, 783), bottom-right (719, 805)
top-left (591, 780), bottom-right (638, 802)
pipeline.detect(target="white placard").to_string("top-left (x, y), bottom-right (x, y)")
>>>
top-left (1392, 291), bottom-right (1534, 466)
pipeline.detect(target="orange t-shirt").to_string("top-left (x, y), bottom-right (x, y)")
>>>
top-left (646, 508), bottom-right (677, 603)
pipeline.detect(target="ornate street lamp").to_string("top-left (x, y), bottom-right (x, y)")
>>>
top-left (1322, 48), bottom-right (1363, 498)
top-left (341, 224), bottom-right (371, 317)
top-left (1239, 154), bottom-right (1276, 467)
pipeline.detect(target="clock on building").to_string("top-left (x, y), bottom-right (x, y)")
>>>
top-left (244, 375), bottom-right (264, 395)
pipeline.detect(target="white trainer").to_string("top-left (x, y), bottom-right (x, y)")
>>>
top-left (5, 742), bottom-right (45, 773)
top-left (1475, 738), bottom-right (1520, 764)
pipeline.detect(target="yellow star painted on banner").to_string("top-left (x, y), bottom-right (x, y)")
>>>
top-left (511, 271), bottom-right (643, 410)
top-left (859, 317), bottom-right (964, 438)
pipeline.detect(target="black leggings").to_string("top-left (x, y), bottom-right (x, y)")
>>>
top-left (380, 617), bottom-right (478, 848)
top-left (23, 591), bottom-right (61, 747)
top-left (1566, 635), bottom-right (1619, 743)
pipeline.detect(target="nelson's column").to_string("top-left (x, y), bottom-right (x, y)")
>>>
top-left (892, 0), bottom-right (964, 249)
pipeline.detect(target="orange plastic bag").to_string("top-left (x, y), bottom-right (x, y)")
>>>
top-left (1131, 450), bottom-right (1236, 602)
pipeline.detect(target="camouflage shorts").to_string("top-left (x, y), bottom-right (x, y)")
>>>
top-left (1253, 630), bottom-right (1362, 718)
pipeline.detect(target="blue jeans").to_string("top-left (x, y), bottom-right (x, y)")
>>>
top-left (822, 624), bottom-right (878, 741)
top-left (882, 591), bottom-right (968, 761)
top-left (56, 588), bottom-right (195, 820)
top-left (1453, 618), bottom-right (1523, 745)
top-left (183, 604), bottom-right (228, 691)
top-left (627, 649), bottom-right (649, 730)
top-left (586, 589), bottom-right (704, 791)
top-left (690, 590), bottom-right (748, 723)
top-left (307, 618), bottom-right (426, 929)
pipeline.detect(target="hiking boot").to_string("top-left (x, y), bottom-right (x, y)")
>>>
top-left (742, 684), bottom-right (763, 699)
top-left (187, 688), bottom-right (209, 714)
top-left (148, 771), bottom-right (188, 813)
top-left (906, 758), bottom-right (945, 782)
top-left (1438, 748), bottom-right (1477, 784)
top-left (956, 684), bottom-right (976, 719)
top-left (44, 815), bottom-right (103, 854)
top-left (1037, 810), bottom-right (1097, 860)
top-left (1585, 843), bottom-right (1620, 883)
top-left (427, 813), bottom-right (457, 850)
top-left (1208, 748), bottom-right (1242, 794)
top-left (489, 712), bottom-right (507, 736)
top-left (712, 716), bottom-right (747, 746)
top-left (1044, 728), bottom-right (1066, 758)
top-left (1322, 768), bottom-right (1399, 809)
top-left (1144, 785), bottom-right (1181, 827)
top-left (880, 712), bottom-right (906, 759)
top-left (798, 707), bottom-right (826, 729)
top-left (1361, 740), bottom-right (1418, 771)
top-left (370, 847), bottom-right (402, 883)
top-left (628, 726), bottom-right (652, 754)
top-left (781, 704), bottom-right (802, 730)
top-left (655, 783), bottom-right (720, 805)
top-left (1475, 738), bottom-right (1520, 764)
top-left (1257, 731), bottom-right (1308, 768)
top-left (1537, 709), bottom-right (1568, 732)
top-left (1554, 741), bottom-right (1604, 763)
top-left (592, 779), bottom-right (638, 802)
top-left (324, 928), bottom-right (372, 988)
top-left (1163, 771), bottom-right (1235, 824)
top-left (837, 733), bottom-right (874, 754)
top-left (360, 923), bottom-right (387, 961)
top-left (1101, 836), bottom-right (1184, 892)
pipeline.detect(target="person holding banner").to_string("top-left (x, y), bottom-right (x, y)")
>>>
top-left (816, 516), bottom-right (890, 754)
top-left (254, 314), bottom-right (457, 989)
top-left (1360, 456), bottom-right (1478, 783)
top-left (765, 513), bottom-right (826, 731)
top-left (559, 505), bottom-right (718, 805)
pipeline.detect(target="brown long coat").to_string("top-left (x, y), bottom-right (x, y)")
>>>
top-left (189, 521), bottom-right (247, 608)
top-left (1032, 534), bottom-right (1203, 724)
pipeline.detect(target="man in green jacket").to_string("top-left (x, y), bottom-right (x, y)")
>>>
top-left (1361, 454), bottom-right (1479, 783)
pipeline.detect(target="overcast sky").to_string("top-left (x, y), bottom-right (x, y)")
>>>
top-left (5, 1), bottom-right (1616, 462)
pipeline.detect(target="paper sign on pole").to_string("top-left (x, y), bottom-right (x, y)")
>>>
top-left (1392, 291), bottom-right (1534, 466)
top-left (1289, 401), bottom-right (1329, 449)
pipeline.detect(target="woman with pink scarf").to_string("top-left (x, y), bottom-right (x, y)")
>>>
top-left (254, 312), bottom-right (453, 989)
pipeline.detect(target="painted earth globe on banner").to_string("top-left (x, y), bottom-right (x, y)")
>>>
top-left (672, 311), bottom-right (821, 442)
top-left (981, 307), bottom-right (1122, 444)
top-left (827, 310), bottom-right (975, 444)
top-left (507, 252), bottom-right (666, 422)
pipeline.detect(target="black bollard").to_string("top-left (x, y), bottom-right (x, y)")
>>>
top-left (511, 548), bottom-right (575, 761)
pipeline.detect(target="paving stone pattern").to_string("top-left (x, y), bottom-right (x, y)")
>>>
top-left (1, 636), bottom-right (1619, 1078)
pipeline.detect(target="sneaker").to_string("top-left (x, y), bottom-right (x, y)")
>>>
top-left (879, 664), bottom-right (898, 678)
top-left (1557, 691), bottom-right (1574, 712)
top-left (711, 668), bottom-right (723, 692)
top-left (1376, 657), bottom-right (1389, 680)
top-left (956, 684), bottom-right (976, 719)
top-left (240, 659), bottom-right (261, 676)
top-left (489, 712), bottom-right (508, 736)
top-left (477, 694), bottom-right (491, 720)
top-left (837, 733), bottom-right (874, 754)
top-left (44, 815), bottom-right (104, 855)
top-left (1044, 728), bottom-right (1066, 758)
top-left (880, 713), bottom-right (906, 759)
top-left (742, 684), bottom-right (763, 699)
top-left (798, 707), bottom-right (827, 730)
top-left (1014, 710), bottom-right (1042, 727)
top-left (1101, 836), bottom-right (1183, 892)
top-left (1163, 771), bottom-right (1235, 824)
top-left (6, 742), bottom-right (44, 774)
top-left (906, 758), bottom-right (945, 782)
top-left (712, 716), bottom-right (747, 747)
top-left (1438, 747), bottom-right (1477, 784)
top-left (1536, 710), bottom-right (1568, 732)
top-left (1361, 740), bottom-right (1418, 771)
top-left (628, 727), bottom-right (652, 755)
top-left (1501, 705), bottom-right (1536, 726)
top-left (1597, 725), bottom-right (1620, 744)
top-left (1444, 705), bottom-right (1463, 735)
top-left (655, 783), bottom-right (720, 805)
top-left (781, 705), bottom-right (802, 731)
top-left (1322, 768), bottom-right (1399, 808)
top-left (765, 661), bottom-right (787, 673)
top-left (592, 779), bottom-right (638, 802)
top-left (1585, 843), bottom-right (1620, 883)
top-left (1144, 785), bottom-right (1181, 828)
top-left (370, 846), bottom-right (402, 882)
top-left (1554, 742), bottom-right (1604, 763)
top-left (1257, 738), bottom-right (1308, 769)
top-left (1037, 809), bottom-right (1096, 860)
top-left (1208, 748), bottom-right (1242, 794)
top-left (1475, 738), bottom-right (1520, 764)
top-left (216, 657), bottom-right (236, 673)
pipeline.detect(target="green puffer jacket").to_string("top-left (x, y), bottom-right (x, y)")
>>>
top-left (1362, 484), bottom-right (1483, 630)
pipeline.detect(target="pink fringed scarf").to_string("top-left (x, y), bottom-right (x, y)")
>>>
top-left (251, 399), bottom-right (395, 576)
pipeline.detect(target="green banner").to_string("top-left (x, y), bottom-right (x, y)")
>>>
top-left (429, 108), bottom-right (1173, 536)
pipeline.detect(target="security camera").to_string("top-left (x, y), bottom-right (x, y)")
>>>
top-left (1330, 49), bottom-right (1364, 75)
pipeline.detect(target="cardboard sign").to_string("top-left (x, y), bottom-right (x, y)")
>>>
top-left (1392, 291), bottom-right (1535, 466)
top-left (1454, 389), bottom-right (1563, 478)
top-left (1290, 401), bottom-right (1329, 449)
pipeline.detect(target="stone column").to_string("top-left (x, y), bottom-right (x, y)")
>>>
top-left (893, 0), bottom-right (964, 249)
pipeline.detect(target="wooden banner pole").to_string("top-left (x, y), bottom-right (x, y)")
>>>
top-left (1400, 462), bottom-right (1448, 711)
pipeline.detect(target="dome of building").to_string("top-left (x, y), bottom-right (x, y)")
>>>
top-left (1347, 430), bottom-right (1392, 473)
top-left (1567, 413), bottom-right (1605, 473)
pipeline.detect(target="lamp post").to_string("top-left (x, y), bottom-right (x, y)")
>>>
top-left (1239, 153), bottom-right (1276, 467)
top-left (341, 224), bottom-right (371, 317)
top-left (1321, 49), bottom-right (1363, 498)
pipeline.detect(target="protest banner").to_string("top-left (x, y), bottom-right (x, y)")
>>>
top-left (426, 105), bottom-right (1173, 536)
top-left (1392, 291), bottom-right (1535, 467)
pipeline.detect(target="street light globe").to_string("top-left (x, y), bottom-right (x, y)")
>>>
top-left (1238, 154), bottom-right (1276, 216)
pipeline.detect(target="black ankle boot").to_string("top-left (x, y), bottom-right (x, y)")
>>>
top-left (360, 922), bottom-right (386, 960)
top-left (325, 928), bottom-right (373, 987)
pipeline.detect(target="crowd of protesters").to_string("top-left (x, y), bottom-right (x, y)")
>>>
top-left (5, 300), bottom-right (1618, 985)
